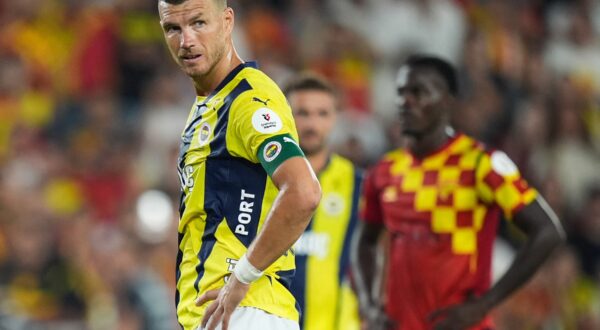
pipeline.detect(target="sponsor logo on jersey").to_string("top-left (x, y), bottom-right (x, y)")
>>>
top-left (252, 108), bottom-right (283, 134)
top-left (263, 141), bottom-right (282, 162)
top-left (226, 258), bottom-right (238, 272)
top-left (179, 165), bottom-right (195, 190)
top-left (294, 231), bottom-right (330, 259)
top-left (235, 189), bottom-right (255, 236)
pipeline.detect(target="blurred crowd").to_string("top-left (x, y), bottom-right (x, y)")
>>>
top-left (0, 0), bottom-right (599, 329)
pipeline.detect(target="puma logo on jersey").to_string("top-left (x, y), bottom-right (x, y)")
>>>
top-left (253, 97), bottom-right (270, 106)
top-left (283, 136), bottom-right (299, 147)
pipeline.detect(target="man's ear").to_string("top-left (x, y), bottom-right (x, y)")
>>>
top-left (223, 7), bottom-right (234, 35)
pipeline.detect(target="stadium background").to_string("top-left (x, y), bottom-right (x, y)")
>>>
top-left (1, 0), bottom-right (599, 329)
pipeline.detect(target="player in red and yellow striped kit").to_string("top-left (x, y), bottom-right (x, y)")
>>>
top-left (353, 55), bottom-right (564, 330)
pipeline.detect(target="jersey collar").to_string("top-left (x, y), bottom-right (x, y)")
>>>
top-left (408, 133), bottom-right (463, 160)
top-left (316, 153), bottom-right (334, 178)
top-left (197, 61), bottom-right (259, 105)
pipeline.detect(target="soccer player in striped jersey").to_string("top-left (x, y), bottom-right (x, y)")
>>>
top-left (284, 74), bottom-right (362, 330)
top-left (158, 1), bottom-right (321, 329)
top-left (353, 55), bottom-right (565, 330)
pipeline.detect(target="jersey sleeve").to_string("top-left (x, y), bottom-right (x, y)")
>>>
top-left (475, 150), bottom-right (538, 220)
top-left (360, 167), bottom-right (384, 224)
top-left (227, 89), bottom-right (303, 173)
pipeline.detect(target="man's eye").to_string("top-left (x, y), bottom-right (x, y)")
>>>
top-left (296, 110), bottom-right (309, 117)
top-left (194, 20), bottom-right (206, 27)
top-left (165, 25), bottom-right (180, 33)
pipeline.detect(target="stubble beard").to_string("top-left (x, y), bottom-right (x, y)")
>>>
top-left (188, 40), bottom-right (227, 82)
top-left (301, 139), bottom-right (326, 157)
top-left (402, 127), bottom-right (422, 138)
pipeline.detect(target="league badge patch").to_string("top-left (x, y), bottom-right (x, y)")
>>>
top-left (252, 108), bottom-right (283, 134)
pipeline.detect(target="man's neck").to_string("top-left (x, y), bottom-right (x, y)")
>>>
top-left (408, 125), bottom-right (452, 159)
top-left (194, 47), bottom-right (243, 96)
top-left (307, 148), bottom-right (330, 174)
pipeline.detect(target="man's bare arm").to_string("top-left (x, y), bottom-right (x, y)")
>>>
top-left (478, 197), bottom-right (565, 308)
top-left (246, 156), bottom-right (321, 269)
top-left (430, 197), bottom-right (565, 329)
top-left (352, 221), bottom-right (393, 329)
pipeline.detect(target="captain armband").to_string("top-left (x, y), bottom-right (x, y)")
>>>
top-left (257, 133), bottom-right (305, 177)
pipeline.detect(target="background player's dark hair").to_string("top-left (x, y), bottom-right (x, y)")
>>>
top-left (159, 0), bottom-right (227, 7)
top-left (283, 72), bottom-right (338, 99)
top-left (405, 55), bottom-right (458, 97)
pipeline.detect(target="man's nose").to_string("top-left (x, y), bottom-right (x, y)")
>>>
top-left (396, 94), bottom-right (405, 107)
top-left (180, 28), bottom-right (195, 49)
top-left (398, 94), bottom-right (417, 114)
top-left (397, 93), bottom-right (409, 110)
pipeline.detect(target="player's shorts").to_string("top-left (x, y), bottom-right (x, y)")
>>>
top-left (197, 307), bottom-right (299, 330)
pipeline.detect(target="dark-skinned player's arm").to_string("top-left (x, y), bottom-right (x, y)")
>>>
top-left (352, 222), bottom-right (394, 330)
top-left (351, 168), bottom-right (396, 330)
top-left (430, 196), bottom-right (565, 330)
top-left (197, 156), bottom-right (321, 330)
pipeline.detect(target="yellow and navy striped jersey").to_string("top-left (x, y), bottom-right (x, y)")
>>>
top-left (175, 62), bottom-right (302, 330)
top-left (291, 154), bottom-right (362, 330)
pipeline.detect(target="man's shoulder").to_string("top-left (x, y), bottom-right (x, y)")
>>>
top-left (452, 134), bottom-right (526, 181)
top-left (238, 66), bottom-right (286, 99)
top-left (326, 154), bottom-right (362, 180)
top-left (363, 148), bottom-right (409, 182)
top-left (228, 67), bottom-right (289, 118)
top-left (379, 148), bottom-right (411, 166)
top-left (330, 153), bottom-right (355, 169)
top-left (454, 133), bottom-right (514, 162)
top-left (447, 133), bottom-right (487, 154)
top-left (215, 64), bottom-right (284, 106)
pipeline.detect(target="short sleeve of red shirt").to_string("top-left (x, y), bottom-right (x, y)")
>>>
top-left (360, 167), bottom-right (384, 224)
top-left (475, 150), bottom-right (538, 220)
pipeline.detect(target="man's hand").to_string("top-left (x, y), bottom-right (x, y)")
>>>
top-left (428, 298), bottom-right (490, 330)
top-left (195, 276), bottom-right (250, 330)
top-left (361, 304), bottom-right (396, 330)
